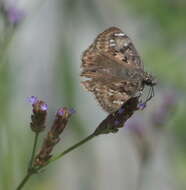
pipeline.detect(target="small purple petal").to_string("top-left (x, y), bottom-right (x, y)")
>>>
top-left (114, 120), bottom-right (120, 126)
top-left (118, 107), bottom-right (125, 114)
top-left (40, 103), bottom-right (48, 111)
top-left (27, 96), bottom-right (38, 105)
top-left (57, 108), bottom-right (64, 116)
top-left (138, 103), bottom-right (146, 110)
top-left (69, 108), bottom-right (76, 114)
top-left (7, 6), bottom-right (25, 24)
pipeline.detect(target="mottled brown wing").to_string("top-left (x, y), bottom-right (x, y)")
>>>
top-left (82, 27), bottom-right (143, 69)
top-left (94, 27), bottom-right (143, 69)
top-left (81, 27), bottom-right (144, 113)
top-left (81, 67), bottom-right (141, 113)
top-left (81, 79), bottom-right (135, 113)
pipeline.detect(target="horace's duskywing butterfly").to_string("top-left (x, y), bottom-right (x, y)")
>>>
top-left (81, 27), bottom-right (156, 113)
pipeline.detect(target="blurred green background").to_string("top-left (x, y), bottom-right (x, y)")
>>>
top-left (0, 0), bottom-right (186, 189)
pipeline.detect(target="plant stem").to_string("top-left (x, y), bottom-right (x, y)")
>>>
top-left (28, 133), bottom-right (39, 169)
top-left (16, 133), bottom-right (39, 190)
top-left (46, 133), bottom-right (96, 166)
top-left (15, 172), bottom-right (33, 190)
top-left (16, 133), bottom-right (96, 189)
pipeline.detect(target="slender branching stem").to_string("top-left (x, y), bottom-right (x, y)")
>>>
top-left (15, 172), bottom-right (33, 190)
top-left (47, 133), bottom-right (96, 165)
top-left (16, 133), bottom-right (96, 190)
top-left (28, 133), bottom-right (39, 170)
top-left (16, 133), bottom-right (39, 190)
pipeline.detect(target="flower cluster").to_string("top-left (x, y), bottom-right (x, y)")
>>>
top-left (27, 96), bottom-right (75, 167)
top-left (0, 2), bottom-right (25, 26)
top-left (28, 96), bottom-right (48, 133)
top-left (34, 108), bottom-right (73, 166)
top-left (93, 97), bottom-right (140, 136)
top-left (16, 94), bottom-right (150, 189)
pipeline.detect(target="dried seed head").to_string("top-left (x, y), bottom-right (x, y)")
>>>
top-left (28, 96), bottom-right (48, 133)
top-left (50, 107), bottom-right (73, 136)
top-left (94, 97), bottom-right (140, 135)
top-left (34, 107), bottom-right (74, 167)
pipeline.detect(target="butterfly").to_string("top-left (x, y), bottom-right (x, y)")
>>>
top-left (81, 27), bottom-right (156, 113)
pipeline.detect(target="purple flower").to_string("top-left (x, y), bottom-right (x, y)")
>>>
top-left (57, 108), bottom-right (65, 116)
top-left (27, 96), bottom-right (38, 105)
top-left (57, 108), bottom-right (76, 116)
top-left (40, 103), bottom-right (48, 111)
top-left (138, 103), bottom-right (146, 110)
top-left (6, 6), bottom-right (25, 25)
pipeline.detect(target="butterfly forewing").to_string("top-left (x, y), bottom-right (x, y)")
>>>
top-left (95, 27), bottom-right (144, 69)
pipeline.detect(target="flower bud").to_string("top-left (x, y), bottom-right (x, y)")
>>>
top-left (28, 96), bottom-right (48, 133)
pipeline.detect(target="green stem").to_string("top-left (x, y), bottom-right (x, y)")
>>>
top-left (16, 133), bottom-right (96, 189)
top-left (47, 133), bottom-right (96, 165)
top-left (15, 172), bottom-right (33, 190)
top-left (28, 133), bottom-right (39, 169)
top-left (16, 133), bottom-right (39, 190)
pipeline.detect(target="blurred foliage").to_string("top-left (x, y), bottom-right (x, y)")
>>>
top-left (123, 0), bottom-right (186, 183)
top-left (123, 0), bottom-right (186, 42)
top-left (55, 43), bottom-right (86, 136)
